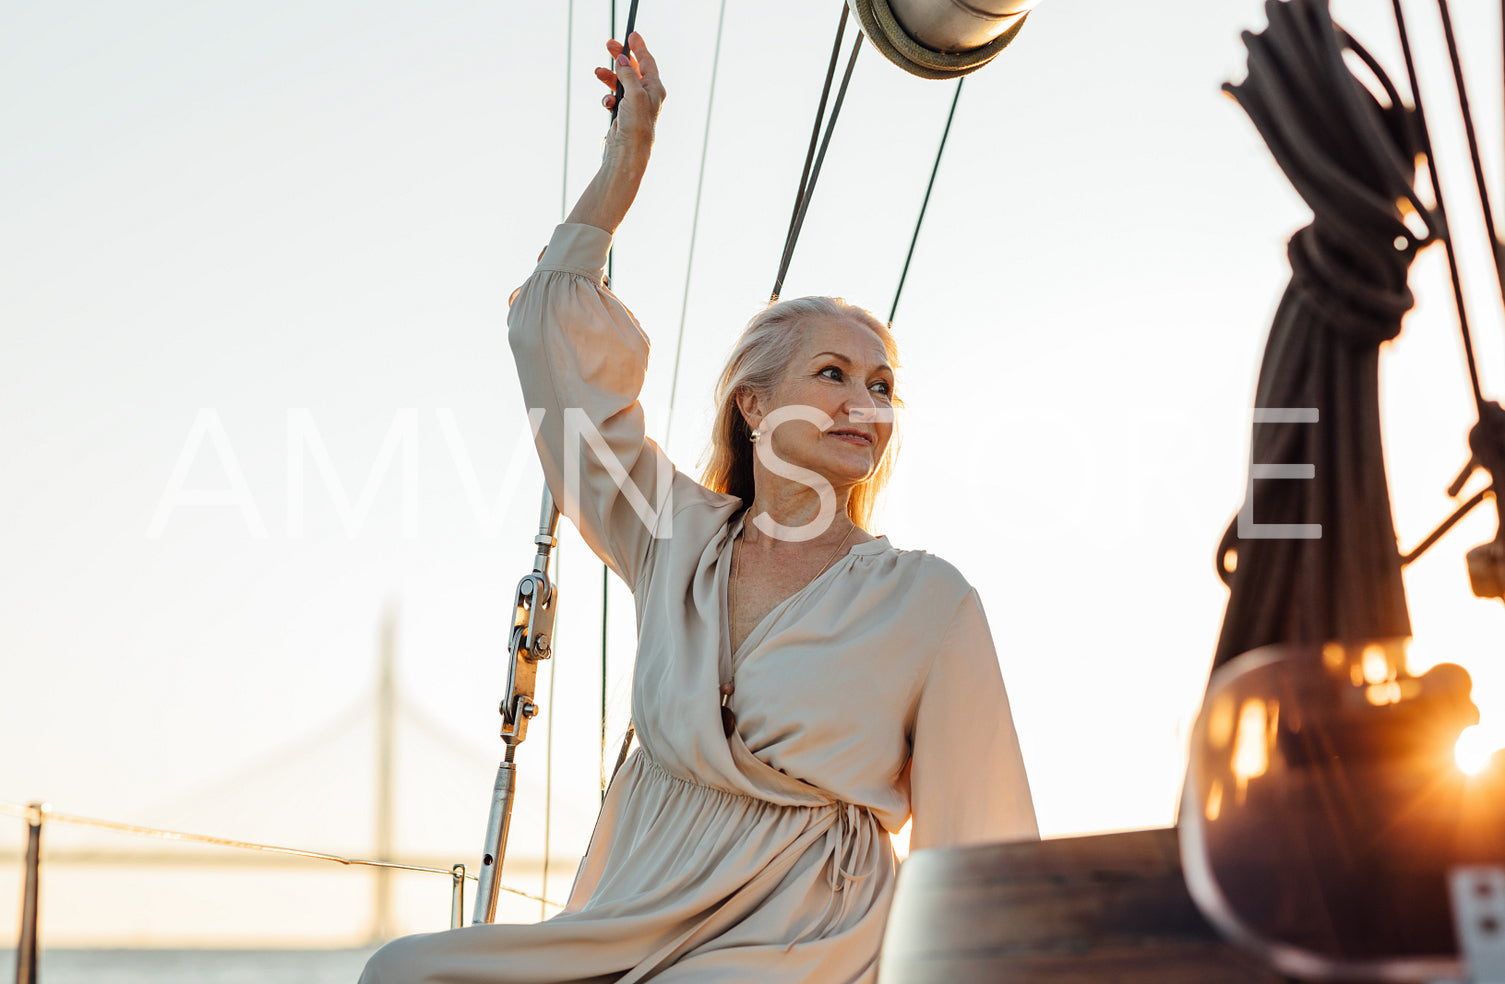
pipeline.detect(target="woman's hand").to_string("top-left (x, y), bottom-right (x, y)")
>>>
top-left (597, 32), bottom-right (665, 162)
top-left (566, 32), bottom-right (665, 235)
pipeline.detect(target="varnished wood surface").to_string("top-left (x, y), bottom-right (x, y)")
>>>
top-left (877, 827), bottom-right (1288, 984)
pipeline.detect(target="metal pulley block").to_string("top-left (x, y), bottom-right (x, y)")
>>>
top-left (848, 0), bottom-right (1035, 80)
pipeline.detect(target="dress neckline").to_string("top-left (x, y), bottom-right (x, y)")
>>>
top-left (718, 513), bottom-right (888, 667)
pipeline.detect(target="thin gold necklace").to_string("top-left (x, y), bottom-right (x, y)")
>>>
top-left (721, 518), bottom-right (858, 737)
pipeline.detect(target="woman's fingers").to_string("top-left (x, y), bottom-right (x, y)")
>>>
top-left (614, 47), bottom-right (643, 92)
top-left (605, 38), bottom-right (633, 77)
top-left (595, 50), bottom-right (623, 111)
top-left (596, 34), bottom-right (662, 116)
top-left (627, 32), bottom-right (661, 93)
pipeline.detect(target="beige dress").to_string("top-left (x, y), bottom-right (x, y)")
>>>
top-left (360, 224), bottom-right (1038, 984)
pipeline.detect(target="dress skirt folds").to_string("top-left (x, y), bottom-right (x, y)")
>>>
top-left (359, 224), bottom-right (1038, 984)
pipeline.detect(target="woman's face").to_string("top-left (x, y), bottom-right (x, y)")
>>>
top-left (746, 316), bottom-right (896, 494)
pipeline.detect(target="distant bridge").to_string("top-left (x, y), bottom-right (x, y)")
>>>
top-left (11, 606), bottom-right (577, 942)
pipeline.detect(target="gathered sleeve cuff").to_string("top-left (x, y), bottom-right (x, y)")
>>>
top-left (506, 223), bottom-right (674, 588)
top-left (908, 588), bottom-right (1039, 852)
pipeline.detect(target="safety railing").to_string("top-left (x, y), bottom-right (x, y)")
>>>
top-left (2, 799), bottom-right (563, 984)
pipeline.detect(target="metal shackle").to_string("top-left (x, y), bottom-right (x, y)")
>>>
top-left (848, 0), bottom-right (1036, 80)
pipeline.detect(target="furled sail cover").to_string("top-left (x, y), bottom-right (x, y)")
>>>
top-left (1211, 0), bottom-right (1421, 676)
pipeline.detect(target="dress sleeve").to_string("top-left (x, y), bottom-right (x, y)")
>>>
top-left (507, 223), bottom-right (672, 588)
top-left (908, 588), bottom-right (1039, 852)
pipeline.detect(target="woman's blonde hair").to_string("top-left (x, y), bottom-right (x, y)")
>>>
top-left (701, 296), bottom-right (901, 530)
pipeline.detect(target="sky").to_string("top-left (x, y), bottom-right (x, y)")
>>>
top-left (4, 0), bottom-right (1505, 946)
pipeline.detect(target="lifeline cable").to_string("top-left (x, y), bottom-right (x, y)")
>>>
top-left (0, 800), bottom-right (564, 909)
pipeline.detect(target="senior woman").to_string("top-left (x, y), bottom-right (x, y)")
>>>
top-left (361, 32), bottom-right (1035, 984)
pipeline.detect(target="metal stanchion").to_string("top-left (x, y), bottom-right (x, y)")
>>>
top-left (450, 864), bottom-right (467, 929)
top-left (15, 802), bottom-right (42, 984)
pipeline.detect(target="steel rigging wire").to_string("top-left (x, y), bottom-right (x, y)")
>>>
top-left (1389, 0), bottom-right (1483, 412)
top-left (663, 0), bottom-right (731, 452)
top-left (1433, 0), bottom-right (1505, 313)
top-left (771, 15), bottom-right (864, 303)
top-left (540, 0), bottom-right (574, 920)
top-left (597, 0), bottom-right (642, 807)
top-left (1377, 0), bottom-right (1496, 564)
top-left (890, 76), bottom-right (964, 324)
top-left (1384, 0), bottom-right (1505, 577)
top-left (768, 8), bottom-right (969, 323)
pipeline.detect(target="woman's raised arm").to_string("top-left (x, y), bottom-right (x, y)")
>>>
top-left (567, 32), bottom-right (666, 235)
top-left (506, 32), bottom-right (684, 589)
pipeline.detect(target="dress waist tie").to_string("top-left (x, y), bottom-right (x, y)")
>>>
top-left (800, 801), bottom-right (883, 947)
top-left (617, 799), bottom-right (882, 982)
top-left (825, 802), bottom-right (878, 894)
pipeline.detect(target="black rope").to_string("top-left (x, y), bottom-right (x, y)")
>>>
top-left (770, 28), bottom-right (864, 302)
top-left (1434, 0), bottom-right (1505, 328)
top-left (610, 0), bottom-right (642, 124)
top-left (1390, 0), bottom-right (1486, 411)
top-left (890, 77), bottom-right (965, 324)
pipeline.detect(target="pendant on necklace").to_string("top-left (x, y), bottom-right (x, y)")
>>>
top-left (720, 681), bottom-right (736, 737)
